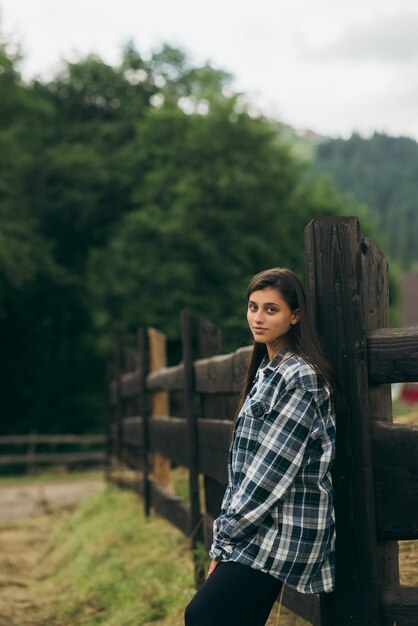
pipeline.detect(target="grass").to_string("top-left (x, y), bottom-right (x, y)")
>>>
top-left (392, 399), bottom-right (418, 424)
top-left (33, 485), bottom-right (197, 626)
top-left (170, 466), bottom-right (190, 503)
top-left (23, 482), bottom-right (310, 626)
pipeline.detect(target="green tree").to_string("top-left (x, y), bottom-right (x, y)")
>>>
top-left (0, 40), bottom-right (365, 436)
top-left (87, 99), bottom-right (350, 353)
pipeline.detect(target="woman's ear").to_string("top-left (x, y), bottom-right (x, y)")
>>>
top-left (291, 309), bottom-right (301, 325)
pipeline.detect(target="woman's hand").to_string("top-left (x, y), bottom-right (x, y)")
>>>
top-left (207, 559), bottom-right (220, 579)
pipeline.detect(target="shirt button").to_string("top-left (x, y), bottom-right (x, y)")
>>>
top-left (254, 405), bottom-right (264, 417)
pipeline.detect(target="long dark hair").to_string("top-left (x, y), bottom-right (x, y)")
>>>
top-left (233, 267), bottom-right (335, 430)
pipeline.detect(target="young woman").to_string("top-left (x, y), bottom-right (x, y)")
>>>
top-left (184, 267), bottom-right (336, 626)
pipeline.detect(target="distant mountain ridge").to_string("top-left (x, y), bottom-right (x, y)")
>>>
top-left (281, 127), bottom-right (418, 270)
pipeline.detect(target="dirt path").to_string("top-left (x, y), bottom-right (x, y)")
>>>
top-left (0, 478), bottom-right (105, 626)
top-left (0, 480), bottom-right (104, 523)
top-left (0, 514), bottom-right (57, 625)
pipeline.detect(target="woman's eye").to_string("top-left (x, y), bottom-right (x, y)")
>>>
top-left (267, 307), bottom-right (278, 314)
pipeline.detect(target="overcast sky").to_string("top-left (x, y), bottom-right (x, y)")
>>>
top-left (2, 0), bottom-right (418, 140)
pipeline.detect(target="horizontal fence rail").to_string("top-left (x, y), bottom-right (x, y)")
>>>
top-left (0, 434), bottom-right (105, 444)
top-left (0, 433), bottom-right (105, 468)
top-left (367, 327), bottom-right (418, 384)
top-left (371, 421), bottom-right (418, 540)
top-left (111, 327), bottom-right (418, 396)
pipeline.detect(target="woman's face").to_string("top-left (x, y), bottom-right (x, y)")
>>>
top-left (247, 287), bottom-right (300, 352)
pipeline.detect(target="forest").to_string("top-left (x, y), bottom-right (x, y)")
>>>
top-left (0, 39), bottom-right (387, 434)
top-left (314, 132), bottom-right (418, 270)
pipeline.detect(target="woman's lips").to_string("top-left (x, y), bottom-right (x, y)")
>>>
top-left (253, 327), bottom-right (268, 334)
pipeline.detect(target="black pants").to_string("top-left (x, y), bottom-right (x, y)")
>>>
top-left (184, 561), bottom-right (283, 626)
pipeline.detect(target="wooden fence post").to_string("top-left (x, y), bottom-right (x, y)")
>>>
top-left (196, 315), bottom-right (225, 548)
top-left (197, 315), bottom-right (223, 359)
top-left (361, 235), bottom-right (400, 590)
top-left (105, 360), bottom-right (115, 480)
top-left (147, 327), bottom-right (173, 492)
top-left (304, 216), bottom-right (381, 626)
top-left (181, 309), bottom-right (205, 586)
top-left (123, 345), bottom-right (138, 417)
top-left (26, 430), bottom-right (38, 475)
top-left (137, 327), bottom-right (152, 517)
top-left (115, 343), bottom-right (124, 464)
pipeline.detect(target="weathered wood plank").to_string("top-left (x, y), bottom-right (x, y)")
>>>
top-left (151, 481), bottom-right (191, 536)
top-left (200, 393), bottom-right (238, 420)
top-left (121, 416), bottom-right (143, 447)
top-left (202, 512), bottom-right (214, 551)
top-left (108, 379), bottom-right (118, 406)
top-left (145, 416), bottom-right (231, 481)
top-left (120, 447), bottom-right (143, 470)
top-left (0, 434), bottom-right (105, 444)
top-left (115, 344), bottom-right (124, 459)
top-left (108, 368), bottom-right (142, 406)
top-left (372, 421), bottom-right (418, 540)
top-left (194, 346), bottom-right (251, 393)
top-left (148, 327), bottom-right (173, 491)
top-left (0, 452), bottom-right (104, 465)
top-left (146, 364), bottom-right (184, 391)
top-left (197, 314), bottom-right (222, 358)
top-left (137, 326), bottom-right (152, 518)
top-left (203, 476), bottom-right (227, 518)
top-left (120, 368), bottom-right (142, 399)
top-left (148, 416), bottom-right (190, 467)
top-left (304, 216), bottom-right (381, 626)
top-left (122, 345), bottom-right (138, 371)
top-left (367, 327), bottom-right (418, 384)
top-left (182, 308), bottom-right (205, 585)
top-left (380, 586), bottom-right (418, 626)
top-left (105, 361), bottom-right (115, 473)
top-left (361, 236), bottom-right (399, 585)
top-left (197, 419), bottom-right (230, 484)
top-left (196, 314), bottom-right (230, 554)
top-left (282, 588), bottom-right (320, 626)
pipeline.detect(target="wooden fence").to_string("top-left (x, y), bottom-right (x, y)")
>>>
top-left (106, 216), bottom-right (418, 626)
top-left (0, 434), bottom-right (105, 471)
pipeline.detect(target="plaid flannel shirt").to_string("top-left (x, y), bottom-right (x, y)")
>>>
top-left (209, 349), bottom-right (336, 593)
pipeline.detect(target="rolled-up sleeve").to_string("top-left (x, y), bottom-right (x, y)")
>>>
top-left (209, 386), bottom-right (316, 558)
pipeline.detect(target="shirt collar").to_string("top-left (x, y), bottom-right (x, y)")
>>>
top-left (261, 347), bottom-right (293, 373)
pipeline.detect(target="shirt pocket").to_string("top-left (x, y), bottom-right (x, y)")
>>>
top-left (235, 399), bottom-right (268, 453)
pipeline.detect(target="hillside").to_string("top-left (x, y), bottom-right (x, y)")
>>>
top-left (311, 132), bottom-right (418, 270)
